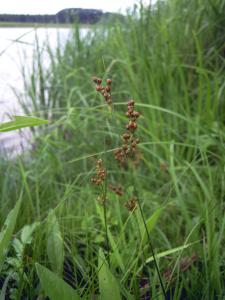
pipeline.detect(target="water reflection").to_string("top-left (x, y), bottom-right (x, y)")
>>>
top-left (0, 27), bottom-right (76, 155)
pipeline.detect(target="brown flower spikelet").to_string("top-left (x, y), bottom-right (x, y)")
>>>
top-left (108, 183), bottom-right (124, 196)
top-left (91, 159), bottom-right (106, 186)
top-left (125, 198), bottom-right (137, 212)
top-left (114, 100), bottom-right (141, 166)
top-left (92, 76), bottom-right (112, 106)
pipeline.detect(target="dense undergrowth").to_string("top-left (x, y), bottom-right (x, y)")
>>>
top-left (0, 0), bottom-right (225, 299)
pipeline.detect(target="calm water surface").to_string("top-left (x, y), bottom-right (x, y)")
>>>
top-left (0, 27), bottom-right (87, 155)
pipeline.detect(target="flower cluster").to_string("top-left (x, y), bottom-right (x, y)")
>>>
top-left (114, 100), bottom-right (140, 166)
top-left (125, 100), bottom-right (140, 131)
top-left (91, 159), bottom-right (106, 185)
top-left (90, 80), bottom-right (141, 214)
top-left (108, 183), bottom-right (124, 196)
top-left (124, 197), bottom-right (137, 212)
top-left (92, 76), bottom-right (112, 105)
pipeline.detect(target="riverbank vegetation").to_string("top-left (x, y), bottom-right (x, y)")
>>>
top-left (0, 0), bottom-right (224, 299)
top-left (0, 8), bottom-right (118, 26)
top-left (0, 22), bottom-right (76, 28)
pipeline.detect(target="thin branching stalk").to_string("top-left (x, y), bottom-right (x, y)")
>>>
top-left (103, 197), bottom-right (110, 268)
top-left (103, 118), bottom-right (111, 268)
top-left (102, 181), bottom-right (111, 268)
top-left (136, 196), bottom-right (167, 299)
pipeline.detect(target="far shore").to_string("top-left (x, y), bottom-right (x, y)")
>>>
top-left (0, 22), bottom-right (93, 28)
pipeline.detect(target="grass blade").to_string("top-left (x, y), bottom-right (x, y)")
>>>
top-left (0, 116), bottom-right (48, 132)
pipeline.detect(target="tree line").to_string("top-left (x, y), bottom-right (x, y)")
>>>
top-left (0, 8), bottom-right (112, 24)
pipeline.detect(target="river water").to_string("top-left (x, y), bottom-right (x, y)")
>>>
top-left (0, 27), bottom-right (85, 156)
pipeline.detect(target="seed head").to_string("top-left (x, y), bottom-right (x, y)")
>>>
top-left (92, 76), bottom-right (112, 106)
top-left (125, 198), bottom-right (137, 212)
top-left (115, 99), bottom-right (140, 167)
top-left (109, 183), bottom-right (124, 196)
top-left (122, 133), bottom-right (130, 141)
top-left (127, 99), bottom-right (135, 106)
top-left (96, 85), bottom-right (102, 92)
top-left (105, 85), bottom-right (110, 92)
top-left (127, 121), bottom-right (137, 131)
top-left (92, 76), bottom-right (102, 84)
top-left (91, 159), bottom-right (106, 185)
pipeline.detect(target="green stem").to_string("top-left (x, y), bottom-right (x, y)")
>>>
top-left (136, 197), bottom-right (167, 299)
top-left (103, 190), bottom-right (110, 268)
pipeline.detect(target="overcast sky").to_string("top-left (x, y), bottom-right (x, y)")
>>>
top-left (0, 0), bottom-right (154, 15)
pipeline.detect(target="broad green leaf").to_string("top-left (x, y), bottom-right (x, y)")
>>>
top-left (21, 222), bottom-right (40, 244)
top-left (98, 248), bottom-right (121, 300)
top-left (0, 198), bottom-right (22, 269)
top-left (12, 238), bottom-right (24, 257)
top-left (0, 116), bottom-right (48, 132)
top-left (46, 210), bottom-right (64, 275)
top-left (36, 263), bottom-right (81, 300)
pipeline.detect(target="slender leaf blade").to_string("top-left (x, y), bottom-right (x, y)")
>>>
top-left (138, 207), bottom-right (164, 246)
top-left (137, 241), bottom-right (199, 274)
top-left (0, 116), bottom-right (48, 132)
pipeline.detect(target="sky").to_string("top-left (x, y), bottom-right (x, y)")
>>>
top-left (0, 0), bottom-right (153, 15)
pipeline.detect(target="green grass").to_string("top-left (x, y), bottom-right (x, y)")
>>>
top-left (0, 0), bottom-right (225, 299)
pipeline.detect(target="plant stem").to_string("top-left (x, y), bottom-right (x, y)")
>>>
top-left (136, 197), bottom-right (167, 299)
top-left (103, 193), bottom-right (110, 268)
top-left (102, 118), bottom-right (111, 268)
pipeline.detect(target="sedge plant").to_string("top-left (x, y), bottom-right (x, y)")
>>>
top-left (91, 76), bottom-right (167, 298)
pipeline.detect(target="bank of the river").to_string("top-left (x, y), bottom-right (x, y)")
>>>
top-left (0, 22), bottom-right (73, 28)
top-left (0, 22), bottom-right (94, 28)
top-left (0, 26), bottom-right (81, 155)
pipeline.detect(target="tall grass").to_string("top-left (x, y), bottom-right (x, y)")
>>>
top-left (0, 0), bottom-right (224, 299)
